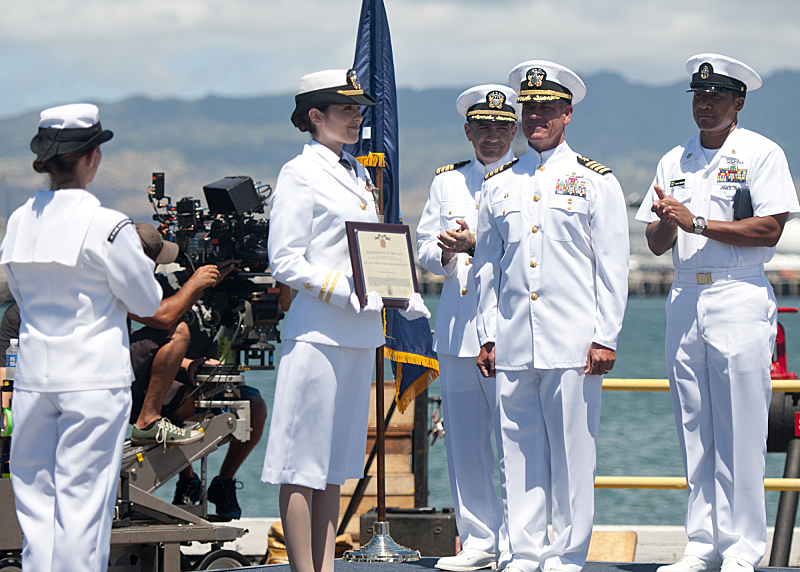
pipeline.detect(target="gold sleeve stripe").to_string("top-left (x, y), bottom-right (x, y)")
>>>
top-left (319, 271), bottom-right (333, 300)
top-left (325, 272), bottom-right (341, 303)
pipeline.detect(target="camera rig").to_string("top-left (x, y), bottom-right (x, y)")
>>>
top-left (148, 173), bottom-right (282, 370)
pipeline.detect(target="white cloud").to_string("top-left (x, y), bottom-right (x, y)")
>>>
top-left (1, 0), bottom-right (798, 118)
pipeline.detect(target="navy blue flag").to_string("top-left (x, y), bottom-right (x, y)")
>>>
top-left (344, 0), bottom-right (438, 414)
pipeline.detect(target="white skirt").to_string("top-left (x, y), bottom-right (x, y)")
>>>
top-left (262, 340), bottom-right (375, 489)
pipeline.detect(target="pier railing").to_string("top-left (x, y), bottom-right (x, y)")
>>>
top-left (597, 378), bottom-right (800, 491)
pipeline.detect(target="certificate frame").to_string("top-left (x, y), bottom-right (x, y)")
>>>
top-left (345, 221), bottom-right (420, 309)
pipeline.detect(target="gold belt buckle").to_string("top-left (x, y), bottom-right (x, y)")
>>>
top-left (696, 273), bottom-right (712, 285)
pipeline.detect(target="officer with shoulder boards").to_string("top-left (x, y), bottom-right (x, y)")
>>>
top-left (475, 61), bottom-right (629, 572)
top-left (417, 84), bottom-right (519, 571)
top-left (636, 54), bottom-right (800, 572)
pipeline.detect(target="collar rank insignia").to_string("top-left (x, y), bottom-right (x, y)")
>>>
top-left (527, 68), bottom-right (545, 88)
top-left (555, 176), bottom-right (588, 197)
top-left (487, 90), bottom-right (506, 109)
top-left (435, 160), bottom-right (471, 175)
top-left (348, 69), bottom-right (362, 90)
top-left (484, 158), bottom-right (519, 181)
top-left (576, 155), bottom-right (612, 175)
top-left (717, 165), bottom-right (747, 183)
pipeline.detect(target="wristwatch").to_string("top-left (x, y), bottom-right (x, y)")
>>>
top-left (692, 216), bottom-right (707, 235)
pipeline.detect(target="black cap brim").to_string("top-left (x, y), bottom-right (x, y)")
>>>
top-left (31, 125), bottom-right (113, 163)
top-left (291, 88), bottom-right (376, 127)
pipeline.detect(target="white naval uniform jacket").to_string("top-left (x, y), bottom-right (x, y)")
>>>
top-left (635, 125), bottom-right (800, 266)
top-left (417, 150), bottom-right (515, 358)
top-left (0, 188), bottom-right (162, 392)
top-left (268, 141), bottom-right (384, 348)
top-left (475, 142), bottom-right (629, 370)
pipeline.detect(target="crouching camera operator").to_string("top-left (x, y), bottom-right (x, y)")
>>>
top-left (128, 223), bottom-right (268, 521)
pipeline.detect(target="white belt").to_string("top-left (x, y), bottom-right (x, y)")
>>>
top-left (673, 265), bottom-right (764, 285)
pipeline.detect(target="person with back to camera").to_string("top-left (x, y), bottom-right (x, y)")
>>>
top-left (261, 69), bottom-right (430, 572)
top-left (0, 104), bottom-right (162, 572)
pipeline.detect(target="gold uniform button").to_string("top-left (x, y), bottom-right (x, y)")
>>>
top-left (531, 293), bottom-right (538, 300)
top-left (448, 210), bottom-right (452, 214)
top-left (568, 206), bottom-right (572, 210)
top-left (532, 226), bottom-right (539, 233)
top-left (461, 288), bottom-right (468, 295)
top-left (360, 203), bottom-right (366, 210)
top-left (471, 231), bottom-right (476, 237)
top-left (504, 193), bottom-right (509, 198)
top-left (475, 204), bottom-right (479, 209)
top-left (530, 261), bottom-right (537, 268)
top-left (465, 259), bottom-right (471, 266)
top-left (533, 195), bottom-right (540, 202)
top-left (538, 165), bottom-right (545, 172)
top-left (567, 198), bottom-right (573, 203)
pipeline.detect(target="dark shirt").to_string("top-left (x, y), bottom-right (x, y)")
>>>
top-left (0, 303), bottom-right (20, 356)
top-left (156, 271), bottom-right (216, 360)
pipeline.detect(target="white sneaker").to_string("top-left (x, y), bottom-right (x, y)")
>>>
top-left (658, 556), bottom-right (721, 572)
top-left (436, 549), bottom-right (498, 571)
top-left (497, 551), bottom-right (512, 570)
top-left (721, 557), bottom-right (753, 572)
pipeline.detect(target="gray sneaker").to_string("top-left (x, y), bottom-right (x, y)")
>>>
top-left (131, 418), bottom-right (204, 446)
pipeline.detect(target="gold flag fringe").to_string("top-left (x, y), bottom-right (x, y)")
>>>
top-left (356, 152), bottom-right (386, 168)
top-left (394, 364), bottom-right (439, 414)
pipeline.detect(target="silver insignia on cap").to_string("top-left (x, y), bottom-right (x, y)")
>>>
top-left (487, 90), bottom-right (506, 109)
top-left (347, 69), bottom-right (362, 90)
top-left (527, 68), bottom-right (545, 88)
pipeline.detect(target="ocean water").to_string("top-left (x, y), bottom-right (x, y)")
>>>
top-left (6, 296), bottom-right (800, 527)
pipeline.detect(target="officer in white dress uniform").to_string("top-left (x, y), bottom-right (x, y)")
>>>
top-left (261, 69), bottom-right (429, 572)
top-left (475, 61), bottom-right (629, 572)
top-left (635, 54), bottom-right (800, 572)
top-left (417, 85), bottom-right (519, 572)
top-left (0, 104), bottom-right (162, 572)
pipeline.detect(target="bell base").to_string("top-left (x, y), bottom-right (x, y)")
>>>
top-left (342, 521), bottom-right (420, 562)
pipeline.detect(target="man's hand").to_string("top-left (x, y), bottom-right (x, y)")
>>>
top-left (584, 342), bottom-right (615, 376)
top-left (438, 219), bottom-right (475, 265)
top-left (186, 357), bottom-right (220, 384)
top-left (651, 185), bottom-right (695, 233)
top-left (215, 259), bottom-right (241, 285)
top-left (477, 342), bottom-right (495, 378)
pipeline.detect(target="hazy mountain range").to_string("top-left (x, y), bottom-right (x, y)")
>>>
top-left (1, 70), bottom-right (798, 236)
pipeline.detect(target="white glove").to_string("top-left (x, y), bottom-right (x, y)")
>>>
top-left (400, 292), bottom-right (431, 321)
top-left (350, 291), bottom-right (385, 314)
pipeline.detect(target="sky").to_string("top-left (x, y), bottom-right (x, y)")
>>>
top-left (2, 0), bottom-right (800, 119)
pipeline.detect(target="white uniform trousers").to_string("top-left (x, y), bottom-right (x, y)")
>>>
top-left (498, 368), bottom-right (602, 572)
top-left (262, 340), bottom-right (375, 490)
top-left (439, 354), bottom-right (507, 555)
top-left (666, 274), bottom-right (776, 566)
top-left (10, 387), bottom-right (131, 572)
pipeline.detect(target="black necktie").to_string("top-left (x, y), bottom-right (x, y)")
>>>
top-left (339, 157), bottom-right (353, 170)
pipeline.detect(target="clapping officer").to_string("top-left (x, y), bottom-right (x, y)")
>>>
top-left (417, 84), bottom-right (519, 571)
top-left (635, 54), bottom-right (800, 572)
top-left (475, 61), bottom-right (629, 572)
top-left (0, 104), bottom-right (162, 572)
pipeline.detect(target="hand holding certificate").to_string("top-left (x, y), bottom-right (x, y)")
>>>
top-left (346, 222), bottom-right (420, 309)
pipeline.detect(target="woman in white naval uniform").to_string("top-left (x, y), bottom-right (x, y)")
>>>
top-left (417, 85), bottom-right (519, 572)
top-left (0, 104), bottom-right (162, 572)
top-left (261, 70), bottom-right (429, 572)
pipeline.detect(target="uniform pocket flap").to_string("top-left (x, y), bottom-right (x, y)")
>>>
top-left (550, 194), bottom-right (589, 214)
top-left (492, 197), bottom-right (522, 217)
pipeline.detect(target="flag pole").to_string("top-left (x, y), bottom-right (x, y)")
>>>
top-left (343, 162), bottom-right (419, 563)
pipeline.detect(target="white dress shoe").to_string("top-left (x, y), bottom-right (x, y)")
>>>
top-left (497, 551), bottom-right (512, 570)
top-left (436, 549), bottom-right (498, 571)
top-left (721, 557), bottom-right (754, 572)
top-left (658, 556), bottom-right (721, 572)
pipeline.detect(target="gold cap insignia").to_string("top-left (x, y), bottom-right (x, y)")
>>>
top-left (487, 90), bottom-right (506, 109)
top-left (700, 63), bottom-right (711, 80)
top-left (527, 68), bottom-right (546, 88)
top-left (347, 69), bottom-right (362, 91)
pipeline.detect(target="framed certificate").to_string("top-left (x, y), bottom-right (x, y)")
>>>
top-left (346, 221), bottom-right (419, 309)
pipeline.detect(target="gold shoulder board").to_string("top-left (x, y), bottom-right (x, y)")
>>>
top-left (576, 155), bottom-right (612, 175)
top-left (435, 160), bottom-right (471, 176)
top-left (484, 158), bottom-right (519, 181)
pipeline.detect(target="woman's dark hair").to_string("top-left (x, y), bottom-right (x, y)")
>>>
top-left (32, 148), bottom-right (94, 188)
top-left (295, 105), bottom-right (330, 136)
